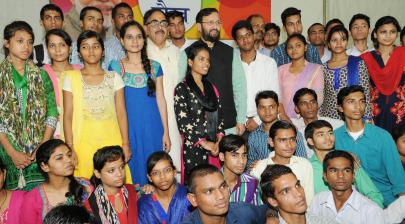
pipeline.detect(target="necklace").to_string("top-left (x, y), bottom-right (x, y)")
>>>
top-left (0, 190), bottom-right (8, 211)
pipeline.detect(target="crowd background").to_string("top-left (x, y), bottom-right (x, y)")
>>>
top-left (1, 0), bottom-right (405, 61)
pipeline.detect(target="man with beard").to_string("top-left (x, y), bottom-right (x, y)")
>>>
top-left (232, 20), bottom-right (279, 133)
top-left (247, 14), bottom-right (265, 50)
top-left (259, 23), bottom-right (280, 57)
top-left (309, 150), bottom-right (384, 224)
top-left (104, 2), bottom-right (133, 68)
top-left (143, 8), bottom-right (181, 172)
top-left (270, 7), bottom-right (321, 67)
top-left (178, 8), bottom-right (247, 136)
top-left (308, 23), bottom-right (330, 63)
top-left (64, 0), bottom-right (121, 40)
top-left (166, 10), bottom-right (192, 51)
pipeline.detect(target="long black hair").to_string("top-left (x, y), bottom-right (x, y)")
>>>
top-left (36, 139), bottom-right (84, 204)
top-left (120, 20), bottom-right (156, 96)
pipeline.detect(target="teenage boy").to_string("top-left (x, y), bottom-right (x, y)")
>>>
top-left (166, 10), bottom-right (192, 50)
top-left (291, 88), bottom-right (344, 156)
top-left (219, 134), bottom-right (262, 205)
top-left (70, 6), bottom-right (104, 65)
top-left (305, 120), bottom-right (384, 207)
top-left (251, 120), bottom-right (314, 204)
top-left (259, 23), bottom-right (280, 57)
top-left (232, 20), bottom-right (279, 132)
top-left (309, 150), bottom-right (384, 224)
top-left (104, 2), bottom-right (134, 68)
top-left (347, 14), bottom-right (374, 56)
top-left (248, 91), bottom-right (307, 168)
top-left (270, 7), bottom-right (321, 66)
top-left (33, 4), bottom-right (64, 66)
top-left (260, 164), bottom-right (337, 224)
top-left (334, 85), bottom-right (405, 206)
top-left (183, 164), bottom-right (265, 224)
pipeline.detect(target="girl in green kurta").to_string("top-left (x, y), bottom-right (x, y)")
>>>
top-left (0, 21), bottom-right (58, 190)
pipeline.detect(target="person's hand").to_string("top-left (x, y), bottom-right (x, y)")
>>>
top-left (236, 123), bottom-right (246, 135)
top-left (162, 132), bottom-right (171, 153)
top-left (210, 143), bottom-right (219, 157)
top-left (349, 152), bottom-right (361, 170)
top-left (141, 184), bottom-right (156, 194)
top-left (11, 151), bottom-right (32, 169)
top-left (122, 144), bottom-right (132, 163)
top-left (201, 141), bottom-right (216, 152)
top-left (246, 118), bottom-right (259, 132)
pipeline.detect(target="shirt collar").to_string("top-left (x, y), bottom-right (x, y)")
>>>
top-left (320, 188), bottom-right (361, 212)
top-left (342, 122), bottom-right (370, 138)
top-left (267, 151), bottom-right (298, 165)
top-left (147, 38), bottom-right (171, 50)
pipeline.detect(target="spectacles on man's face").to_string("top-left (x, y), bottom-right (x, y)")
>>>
top-left (201, 20), bottom-right (222, 27)
top-left (146, 20), bottom-right (169, 28)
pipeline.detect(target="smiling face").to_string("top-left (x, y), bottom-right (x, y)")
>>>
top-left (47, 34), bottom-right (71, 63)
top-left (188, 49), bottom-right (210, 76)
top-left (235, 27), bottom-right (255, 52)
top-left (144, 10), bottom-right (168, 47)
top-left (328, 31), bottom-right (348, 54)
top-left (4, 30), bottom-right (34, 62)
top-left (323, 157), bottom-right (354, 192)
top-left (267, 173), bottom-right (307, 216)
top-left (198, 12), bottom-right (221, 43)
top-left (187, 172), bottom-right (230, 217)
top-left (40, 145), bottom-right (74, 177)
top-left (374, 23), bottom-right (398, 48)
top-left (121, 25), bottom-right (144, 54)
top-left (147, 159), bottom-right (176, 192)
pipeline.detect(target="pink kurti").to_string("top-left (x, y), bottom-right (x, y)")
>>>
top-left (278, 61), bottom-right (324, 118)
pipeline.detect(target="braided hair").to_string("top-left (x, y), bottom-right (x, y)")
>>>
top-left (120, 20), bottom-right (156, 96)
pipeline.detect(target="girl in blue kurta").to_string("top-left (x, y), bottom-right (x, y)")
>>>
top-left (138, 151), bottom-right (191, 224)
top-left (109, 21), bottom-right (171, 186)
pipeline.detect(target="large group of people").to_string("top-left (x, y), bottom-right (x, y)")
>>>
top-left (0, 2), bottom-right (405, 224)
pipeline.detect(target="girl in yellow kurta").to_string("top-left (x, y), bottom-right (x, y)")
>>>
top-left (62, 30), bottom-right (131, 183)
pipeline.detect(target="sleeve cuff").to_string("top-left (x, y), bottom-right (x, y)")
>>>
top-left (45, 116), bottom-right (58, 129)
top-left (193, 138), bottom-right (206, 147)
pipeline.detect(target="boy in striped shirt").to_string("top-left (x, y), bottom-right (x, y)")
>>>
top-left (219, 134), bottom-right (263, 205)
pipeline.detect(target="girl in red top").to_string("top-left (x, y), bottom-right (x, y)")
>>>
top-left (86, 146), bottom-right (138, 224)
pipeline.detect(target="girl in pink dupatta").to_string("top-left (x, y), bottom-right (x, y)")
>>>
top-left (0, 159), bottom-right (25, 224)
top-left (278, 33), bottom-right (324, 118)
top-left (42, 29), bottom-right (81, 139)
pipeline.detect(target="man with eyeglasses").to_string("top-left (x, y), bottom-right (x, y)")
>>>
top-left (347, 14), bottom-right (374, 56)
top-left (232, 20), bottom-right (279, 134)
top-left (143, 8), bottom-right (182, 173)
top-left (178, 8), bottom-right (247, 137)
top-left (250, 120), bottom-right (315, 205)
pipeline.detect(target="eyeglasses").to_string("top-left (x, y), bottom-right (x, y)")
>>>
top-left (275, 137), bottom-right (297, 144)
top-left (150, 167), bottom-right (174, 177)
top-left (201, 20), bottom-right (222, 26)
top-left (146, 20), bottom-right (169, 28)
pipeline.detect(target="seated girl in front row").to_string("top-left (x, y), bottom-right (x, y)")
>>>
top-left (86, 146), bottom-right (138, 224)
top-left (21, 139), bottom-right (93, 224)
top-left (138, 151), bottom-right (191, 224)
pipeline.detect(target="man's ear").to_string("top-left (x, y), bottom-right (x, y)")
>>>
top-left (307, 138), bottom-right (315, 148)
top-left (267, 197), bottom-right (279, 208)
top-left (268, 137), bottom-right (275, 148)
top-left (187, 193), bottom-right (198, 207)
top-left (219, 152), bottom-right (225, 162)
